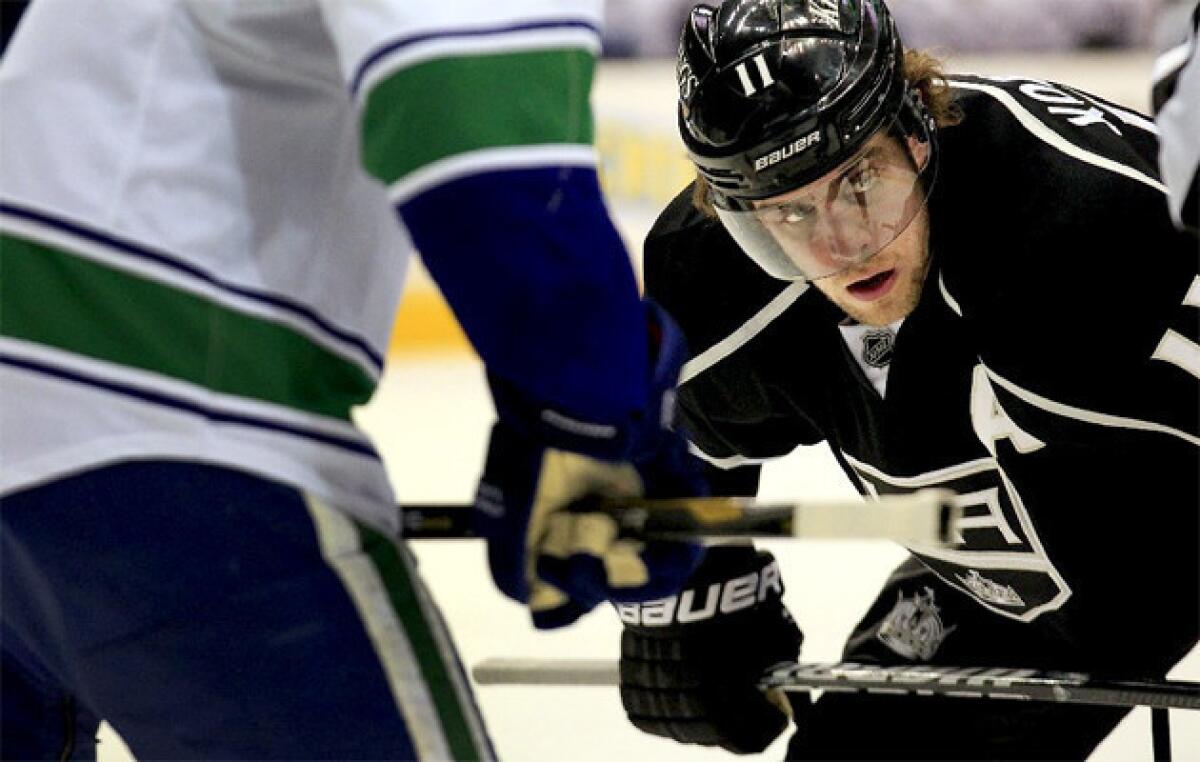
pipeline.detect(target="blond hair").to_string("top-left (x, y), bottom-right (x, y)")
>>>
top-left (691, 49), bottom-right (961, 216)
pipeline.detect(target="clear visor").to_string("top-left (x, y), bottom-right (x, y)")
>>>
top-left (716, 128), bottom-right (933, 282)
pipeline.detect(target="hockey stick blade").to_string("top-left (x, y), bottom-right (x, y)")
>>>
top-left (401, 489), bottom-right (959, 544)
top-left (470, 658), bottom-right (1200, 711)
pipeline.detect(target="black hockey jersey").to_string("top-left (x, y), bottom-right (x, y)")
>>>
top-left (646, 75), bottom-right (1200, 674)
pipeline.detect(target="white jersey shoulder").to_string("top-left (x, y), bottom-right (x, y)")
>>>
top-left (0, 0), bottom-right (608, 523)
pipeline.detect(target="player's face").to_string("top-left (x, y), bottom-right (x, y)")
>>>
top-left (808, 187), bottom-right (931, 326)
top-left (720, 130), bottom-right (933, 312)
top-left (800, 134), bottom-right (932, 326)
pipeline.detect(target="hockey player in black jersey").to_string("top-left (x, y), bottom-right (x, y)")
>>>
top-left (617, 0), bottom-right (1200, 758)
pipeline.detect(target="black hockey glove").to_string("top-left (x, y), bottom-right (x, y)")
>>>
top-left (616, 545), bottom-right (804, 754)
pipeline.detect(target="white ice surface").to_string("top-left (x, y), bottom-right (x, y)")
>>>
top-left (96, 356), bottom-right (1198, 761)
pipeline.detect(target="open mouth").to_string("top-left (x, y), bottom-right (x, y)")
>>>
top-left (846, 268), bottom-right (898, 301)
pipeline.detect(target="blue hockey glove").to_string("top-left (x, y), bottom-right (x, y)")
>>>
top-left (474, 301), bottom-right (708, 629)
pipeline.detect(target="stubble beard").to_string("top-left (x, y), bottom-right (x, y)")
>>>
top-left (840, 254), bottom-right (929, 326)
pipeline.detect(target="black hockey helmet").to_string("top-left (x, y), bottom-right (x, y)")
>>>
top-left (678, 0), bottom-right (938, 280)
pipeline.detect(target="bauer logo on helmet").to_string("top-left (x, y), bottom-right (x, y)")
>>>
top-left (753, 130), bottom-right (822, 172)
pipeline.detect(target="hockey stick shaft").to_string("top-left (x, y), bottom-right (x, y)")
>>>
top-left (401, 489), bottom-right (959, 544)
top-left (470, 658), bottom-right (1200, 711)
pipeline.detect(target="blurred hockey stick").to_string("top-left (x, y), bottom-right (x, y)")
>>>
top-left (400, 489), bottom-right (960, 544)
top-left (470, 658), bottom-right (1200, 711)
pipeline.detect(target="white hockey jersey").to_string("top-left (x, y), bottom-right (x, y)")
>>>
top-left (0, 0), bottom-right (605, 531)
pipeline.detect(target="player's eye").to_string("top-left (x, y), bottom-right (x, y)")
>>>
top-left (779, 203), bottom-right (816, 224)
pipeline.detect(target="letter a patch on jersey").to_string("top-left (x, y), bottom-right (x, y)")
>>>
top-left (970, 366), bottom-right (1044, 457)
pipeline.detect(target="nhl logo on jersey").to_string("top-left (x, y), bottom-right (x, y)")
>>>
top-left (861, 328), bottom-right (895, 368)
top-left (877, 587), bottom-right (955, 661)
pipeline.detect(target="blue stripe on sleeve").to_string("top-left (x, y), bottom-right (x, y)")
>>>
top-left (399, 167), bottom-right (649, 427)
top-left (349, 18), bottom-right (601, 98)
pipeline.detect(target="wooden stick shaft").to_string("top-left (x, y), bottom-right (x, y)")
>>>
top-left (470, 658), bottom-right (1200, 711)
top-left (401, 489), bottom-right (959, 544)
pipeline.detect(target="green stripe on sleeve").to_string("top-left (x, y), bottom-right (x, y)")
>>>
top-left (358, 524), bottom-right (488, 761)
top-left (361, 48), bottom-right (596, 184)
top-left (1, 233), bottom-right (375, 421)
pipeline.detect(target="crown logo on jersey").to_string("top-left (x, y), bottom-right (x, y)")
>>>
top-left (877, 586), bottom-right (955, 660)
top-left (956, 569), bottom-right (1026, 608)
top-left (861, 328), bottom-right (895, 368)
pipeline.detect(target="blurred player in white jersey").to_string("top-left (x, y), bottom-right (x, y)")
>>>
top-left (0, 1), bottom-right (706, 758)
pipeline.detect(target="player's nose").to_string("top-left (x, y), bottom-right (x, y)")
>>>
top-left (812, 214), bottom-right (872, 268)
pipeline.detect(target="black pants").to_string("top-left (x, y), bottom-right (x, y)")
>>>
top-left (785, 559), bottom-right (1131, 760)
